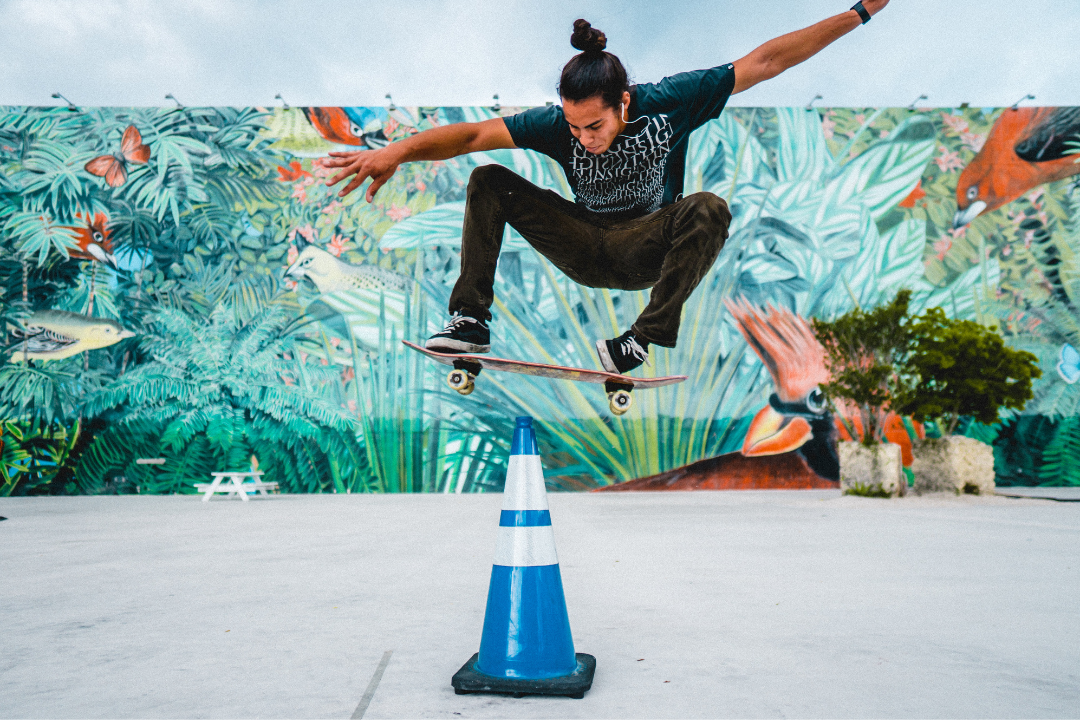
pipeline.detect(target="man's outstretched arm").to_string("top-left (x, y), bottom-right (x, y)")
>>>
top-left (731, 0), bottom-right (889, 95)
top-left (323, 117), bottom-right (515, 201)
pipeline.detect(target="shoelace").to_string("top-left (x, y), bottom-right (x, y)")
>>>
top-left (441, 313), bottom-right (479, 332)
top-left (619, 335), bottom-right (651, 367)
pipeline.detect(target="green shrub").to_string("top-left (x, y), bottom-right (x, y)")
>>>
top-left (811, 290), bottom-right (917, 446)
top-left (813, 291), bottom-right (1041, 445)
top-left (899, 308), bottom-right (1041, 436)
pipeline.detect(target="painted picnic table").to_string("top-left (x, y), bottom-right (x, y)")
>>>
top-left (194, 471), bottom-right (278, 502)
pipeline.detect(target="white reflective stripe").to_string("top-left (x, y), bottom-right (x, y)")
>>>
top-left (501, 455), bottom-right (548, 511)
top-left (492, 525), bottom-right (559, 567)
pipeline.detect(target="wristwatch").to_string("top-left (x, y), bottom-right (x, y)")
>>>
top-left (851, 1), bottom-right (871, 23)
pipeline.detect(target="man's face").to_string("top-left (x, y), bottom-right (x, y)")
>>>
top-left (562, 91), bottom-right (630, 154)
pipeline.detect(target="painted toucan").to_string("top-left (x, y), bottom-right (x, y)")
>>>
top-left (599, 300), bottom-right (840, 491)
top-left (954, 106), bottom-right (1080, 228)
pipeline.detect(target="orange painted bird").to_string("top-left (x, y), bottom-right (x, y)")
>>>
top-left (66, 212), bottom-right (117, 267)
top-left (954, 106), bottom-right (1080, 228)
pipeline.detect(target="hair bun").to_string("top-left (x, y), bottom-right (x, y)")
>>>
top-left (571, 19), bottom-right (607, 55)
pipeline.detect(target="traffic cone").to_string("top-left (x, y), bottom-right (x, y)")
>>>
top-left (452, 416), bottom-right (596, 699)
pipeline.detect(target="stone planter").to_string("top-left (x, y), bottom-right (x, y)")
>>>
top-left (838, 441), bottom-right (905, 497)
top-left (911, 436), bottom-right (996, 495)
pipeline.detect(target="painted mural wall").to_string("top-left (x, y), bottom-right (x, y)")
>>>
top-left (1, 103), bottom-right (1078, 495)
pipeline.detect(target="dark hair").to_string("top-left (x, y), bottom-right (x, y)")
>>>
top-left (557, 19), bottom-right (629, 110)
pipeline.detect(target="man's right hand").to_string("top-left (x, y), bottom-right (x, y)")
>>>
top-left (319, 118), bottom-right (516, 202)
top-left (322, 147), bottom-right (400, 202)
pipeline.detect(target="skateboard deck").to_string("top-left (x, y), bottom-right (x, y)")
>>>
top-left (403, 340), bottom-right (686, 415)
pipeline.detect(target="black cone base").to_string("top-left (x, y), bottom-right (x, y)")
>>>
top-left (451, 653), bottom-right (596, 699)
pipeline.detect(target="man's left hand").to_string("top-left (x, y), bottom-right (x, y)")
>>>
top-left (861, 0), bottom-right (889, 16)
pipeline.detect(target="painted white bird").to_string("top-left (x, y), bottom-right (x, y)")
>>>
top-left (8, 310), bottom-right (134, 362)
top-left (284, 245), bottom-right (412, 294)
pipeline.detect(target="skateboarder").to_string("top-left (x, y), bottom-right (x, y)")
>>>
top-left (324, 1), bottom-right (888, 374)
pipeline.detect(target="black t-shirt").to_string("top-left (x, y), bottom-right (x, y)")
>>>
top-left (503, 63), bottom-right (736, 218)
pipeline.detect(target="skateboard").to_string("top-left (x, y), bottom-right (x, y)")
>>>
top-left (403, 340), bottom-right (687, 415)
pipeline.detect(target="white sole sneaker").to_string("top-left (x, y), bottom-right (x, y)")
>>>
top-left (595, 339), bottom-right (618, 374)
top-left (425, 338), bottom-right (491, 354)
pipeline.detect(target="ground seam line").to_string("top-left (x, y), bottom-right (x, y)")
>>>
top-left (351, 649), bottom-right (394, 719)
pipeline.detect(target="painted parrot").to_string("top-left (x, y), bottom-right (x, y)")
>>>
top-left (302, 107), bottom-right (389, 149)
top-left (954, 106), bottom-right (1080, 228)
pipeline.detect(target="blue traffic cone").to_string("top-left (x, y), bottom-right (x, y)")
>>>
top-left (452, 416), bottom-right (596, 699)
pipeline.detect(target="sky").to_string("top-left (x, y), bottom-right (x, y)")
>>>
top-left (0, 0), bottom-right (1075, 110)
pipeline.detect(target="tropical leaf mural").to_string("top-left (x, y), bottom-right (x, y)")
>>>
top-left (1, 103), bottom-right (1078, 495)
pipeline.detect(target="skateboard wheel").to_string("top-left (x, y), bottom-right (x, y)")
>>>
top-left (608, 389), bottom-right (633, 415)
top-left (447, 369), bottom-right (472, 391)
top-left (457, 381), bottom-right (475, 396)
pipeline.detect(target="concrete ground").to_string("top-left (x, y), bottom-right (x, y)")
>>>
top-left (1, 490), bottom-right (1078, 719)
top-left (991, 486), bottom-right (1080, 501)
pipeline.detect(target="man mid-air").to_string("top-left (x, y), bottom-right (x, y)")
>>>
top-left (325, 2), bottom-right (888, 374)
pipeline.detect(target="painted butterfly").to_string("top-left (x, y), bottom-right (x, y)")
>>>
top-left (84, 124), bottom-right (151, 187)
top-left (1057, 343), bottom-right (1080, 384)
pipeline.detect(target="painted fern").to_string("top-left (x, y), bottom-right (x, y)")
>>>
top-left (78, 303), bottom-right (371, 493)
top-left (1039, 416), bottom-right (1080, 486)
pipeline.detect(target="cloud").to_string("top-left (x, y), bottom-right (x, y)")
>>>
top-left (0, 0), bottom-right (1074, 108)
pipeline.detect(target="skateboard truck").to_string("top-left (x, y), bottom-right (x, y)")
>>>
top-left (448, 358), bottom-right (483, 396)
top-left (604, 380), bottom-right (634, 416)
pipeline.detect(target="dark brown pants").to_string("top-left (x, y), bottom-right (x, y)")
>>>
top-left (448, 164), bottom-right (731, 347)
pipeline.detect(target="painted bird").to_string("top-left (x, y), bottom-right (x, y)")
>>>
top-left (302, 107), bottom-right (389, 149)
top-left (598, 300), bottom-right (923, 491)
top-left (8, 310), bottom-right (134, 362)
top-left (954, 107), bottom-right (1080, 228)
top-left (284, 241), bottom-right (412, 294)
top-left (599, 300), bottom-right (840, 491)
top-left (67, 212), bottom-right (118, 266)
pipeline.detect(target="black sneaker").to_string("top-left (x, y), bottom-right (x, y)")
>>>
top-left (596, 330), bottom-right (650, 374)
top-left (426, 313), bottom-right (490, 353)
